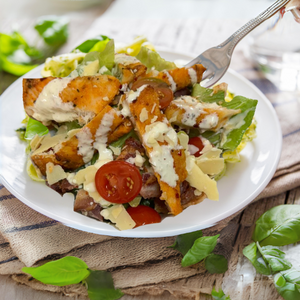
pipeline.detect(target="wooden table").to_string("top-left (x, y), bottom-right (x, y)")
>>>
top-left (0, 3), bottom-right (293, 299)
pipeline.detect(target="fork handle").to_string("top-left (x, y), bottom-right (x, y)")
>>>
top-left (219, 0), bottom-right (290, 55)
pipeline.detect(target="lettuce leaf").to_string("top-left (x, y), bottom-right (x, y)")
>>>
top-left (73, 39), bottom-right (115, 77)
top-left (74, 35), bottom-right (110, 53)
top-left (24, 118), bottom-right (49, 140)
top-left (135, 46), bottom-right (176, 71)
top-left (192, 84), bottom-right (258, 151)
top-left (116, 35), bottom-right (154, 56)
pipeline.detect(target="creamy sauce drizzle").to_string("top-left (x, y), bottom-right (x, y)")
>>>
top-left (33, 78), bottom-right (77, 124)
top-left (76, 127), bottom-right (94, 163)
top-left (143, 121), bottom-right (179, 187)
top-left (163, 70), bottom-right (177, 92)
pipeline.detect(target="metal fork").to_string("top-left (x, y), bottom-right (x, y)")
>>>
top-left (185, 0), bottom-right (291, 87)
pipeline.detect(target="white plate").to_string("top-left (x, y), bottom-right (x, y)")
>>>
top-left (0, 50), bottom-right (282, 238)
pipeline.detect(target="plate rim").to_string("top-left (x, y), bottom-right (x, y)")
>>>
top-left (0, 49), bottom-right (282, 238)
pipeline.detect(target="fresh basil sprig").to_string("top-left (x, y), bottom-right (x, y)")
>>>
top-left (253, 205), bottom-right (300, 246)
top-left (274, 269), bottom-right (300, 300)
top-left (169, 231), bottom-right (228, 272)
top-left (22, 256), bottom-right (90, 286)
top-left (34, 15), bottom-right (69, 47)
top-left (22, 256), bottom-right (123, 300)
top-left (205, 253), bottom-right (228, 274)
top-left (169, 230), bottom-right (203, 256)
top-left (85, 270), bottom-right (124, 300)
top-left (243, 242), bottom-right (292, 275)
top-left (211, 286), bottom-right (231, 300)
top-left (182, 235), bottom-right (220, 267)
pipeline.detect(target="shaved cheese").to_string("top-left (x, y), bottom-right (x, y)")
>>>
top-left (46, 162), bottom-right (67, 185)
top-left (30, 134), bottom-right (43, 151)
top-left (139, 107), bottom-right (149, 122)
top-left (32, 133), bottom-right (67, 155)
top-left (196, 148), bottom-right (224, 175)
top-left (101, 205), bottom-right (136, 230)
top-left (82, 60), bottom-right (99, 76)
top-left (186, 156), bottom-right (219, 201)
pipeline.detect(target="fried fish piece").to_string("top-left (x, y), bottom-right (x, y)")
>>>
top-left (124, 85), bottom-right (187, 215)
top-left (31, 106), bottom-right (124, 175)
top-left (23, 75), bottom-right (120, 125)
top-left (146, 64), bottom-right (206, 92)
top-left (165, 95), bottom-right (240, 131)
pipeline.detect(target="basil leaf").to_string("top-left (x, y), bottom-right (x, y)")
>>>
top-left (22, 256), bottom-right (90, 286)
top-left (274, 269), bottom-right (300, 300)
top-left (34, 16), bottom-right (69, 47)
top-left (275, 282), bottom-right (300, 300)
top-left (205, 254), bottom-right (228, 274)
top-left (257, 244), bottom-right (292, 273)
top-left (253, 205), bottom-right (300, 246)
top-left (281, 269), bottom-right (300, 287)
top-left (243, 242), bottom-right (271, 275)
top-left (75, 35), bottom-right (110, 53)
top-left (85, 270), bottom-right (124, 300)
top-left (169, 230), bottom-right (203, 256)
top-left (135, 46), bottom-right (176, 71)
top-left (243, 242), bottom-right (291, 275)
top-left (24, 118), bottom-right (49, 140)
top-left (192, 85), bottom-right (257, 151)
top-left (0, 32), bottom-right (41, 76)
top-left (211, 287), bottom-right (231, 300)
top-left (181, 234), bottom-right (219, 267)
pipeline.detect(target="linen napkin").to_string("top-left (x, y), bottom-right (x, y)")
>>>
top-left (1, 17), bottom-right (300, 299)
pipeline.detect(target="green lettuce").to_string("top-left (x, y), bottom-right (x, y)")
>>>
top-left (24, 118), bottom-right (49, 140)
top-left (74, 35), bottom-right (110, 53)
top-left (192, 84), bottom-right (257, 151)
top-left (135, 46), bottom-right (176, 71)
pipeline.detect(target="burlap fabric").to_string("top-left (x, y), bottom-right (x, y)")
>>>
top-left (1, 17), bottom-right (300, 299)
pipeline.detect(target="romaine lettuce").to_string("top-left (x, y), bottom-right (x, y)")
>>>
top-left (135, 46), bottom-right (176, 71)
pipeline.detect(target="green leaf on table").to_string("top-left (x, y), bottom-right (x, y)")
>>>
top-left (274, 270), bottom-right (300, 300)
top-left (253, 205), bottom-right (300, 246)
top-left (24, 118), bottom-right (49, 140)
top-left (22, 256), bottom-right (90, 286)
top-left (84, 270), bottom-right (124, 300)
top-left (211, 286), bottom-right (231, 300)
top-left (135, 46), bottom-right (176, 71)
top-left (243, 242), bottom-right (292, 275)
top-left (34, 15), bottom-right (69, 47)
top-left (258, 244), bottom-right (292, 273)
top-left (243, 242), bottom-right (271, 275)
top-left (205, 254), bottom-right (228, 274)
top-left (181, 234), bottom-right (219, 267)
top-left (0, 32), bottom-right (41, 76)
top-left (169, 230), bottom-right (203, 256)
top-left (192, 84), bottom-right (258, 151)
top-left (75, 35), bottom-right (110, 53)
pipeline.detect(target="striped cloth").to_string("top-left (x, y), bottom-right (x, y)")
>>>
top-left (1, 17), bottom-right (300, 298)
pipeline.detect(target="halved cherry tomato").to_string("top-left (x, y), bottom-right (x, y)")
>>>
top-left (127, 205), bottom-right (161, 227)
top-left (95, 161), bottom-right (142, 204)
top-left (188, 137), bottom-right (204, 157)
top-left (131, 77), bottom-right (173, 109)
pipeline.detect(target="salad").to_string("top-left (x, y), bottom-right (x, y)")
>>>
top-left (18, 36), bottom-right (257, 230)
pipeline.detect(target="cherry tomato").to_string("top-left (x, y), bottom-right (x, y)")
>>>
top-left (131, 77), bottom-right (173, 109)
top-left (95, 161), bottom-right (142, 204)
top-left (188, 137), bottom-right (204, 157)
top-left (127, 205), bottom-right (161, 227)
